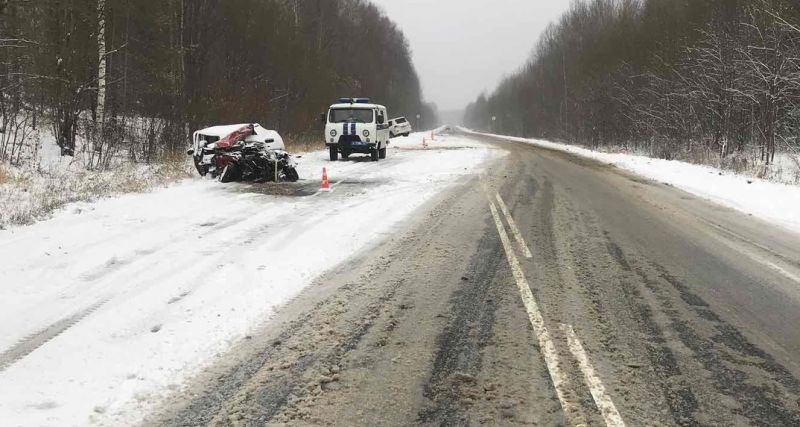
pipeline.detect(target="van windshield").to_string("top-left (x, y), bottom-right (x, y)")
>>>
top-left (329, 109), bottom-right (374, 124)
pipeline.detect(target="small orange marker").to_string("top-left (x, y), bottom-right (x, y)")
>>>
top-left (320, 168), bottom-right (331, 191)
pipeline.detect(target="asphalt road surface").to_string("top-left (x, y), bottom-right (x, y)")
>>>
top-left (149, 132), bottom-right (800, 426)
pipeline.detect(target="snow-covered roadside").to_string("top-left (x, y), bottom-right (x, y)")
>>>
top-left (0, 132), bottom-right (195, 228)
top-left (463, 129), bottom-right (800, 235)
top-left (0, 132), bottom-right (500, 426)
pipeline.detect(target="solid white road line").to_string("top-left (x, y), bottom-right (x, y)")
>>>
top-left (489, 202), bottom-right (586, 426)
top-left (495, 193), bottom-right (533, 259)
top-left (764, 260), bottom-right (800, 285)
top-left (562, 324), bottom-right (626, 427)
top-left (700, 219), bottom-right (800, 285)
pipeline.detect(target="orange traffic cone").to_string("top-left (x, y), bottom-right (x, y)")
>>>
top-left (320, 167), bottom-right (331, 191)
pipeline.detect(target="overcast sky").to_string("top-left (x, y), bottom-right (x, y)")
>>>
top-left (370, 0), bottom-right (573, 111)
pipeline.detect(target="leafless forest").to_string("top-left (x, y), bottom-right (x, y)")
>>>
top-left (0, 0), bottom-right (436, 169)
top-left (465, 0), bottom-right (800, 177)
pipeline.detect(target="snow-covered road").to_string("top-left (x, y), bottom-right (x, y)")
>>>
top-left (0, 132), bottom-right (499, 426)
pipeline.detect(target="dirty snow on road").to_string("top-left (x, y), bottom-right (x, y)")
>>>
top-left (0, 132), bottom-right (499, 426)
top-left (465, 129), bottom-right (800, 235)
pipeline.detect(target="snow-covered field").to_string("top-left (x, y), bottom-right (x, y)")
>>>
top-left (0, 131), bottom-right (499, 426)
top-left (464, 129), bottom-right (800, 235)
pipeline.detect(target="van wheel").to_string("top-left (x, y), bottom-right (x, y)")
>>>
top-left (379, 147), bottom-right (387, 159)
top-left (329, 146), bottom-right (338, 161)
top-left (371, 149), bottom-right (379, 162)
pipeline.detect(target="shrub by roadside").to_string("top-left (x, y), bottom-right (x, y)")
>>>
top-left (0, 163), bottom-right (9, 185)
top-left (0, 157), bottom-right (194, 229)
top-left (585, 143), bottom-right (800, 186)
top-left (0, 130), bottom-right (322, 229)
top-left (284, 134), bottom-right (319, 154)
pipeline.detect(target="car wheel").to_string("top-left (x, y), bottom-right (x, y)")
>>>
top-left (219, 163), bottom-right (241, 183)
top-left (283, 167), bottom-right (300, 182)
top-left (329, 146), bottom-right (339, 161)
top-left (193, 156), bottom-right (209, 176)
top-left (379, 147), bottom-right (387, 159)
top-left (403, 133), bottom-right (410, 137)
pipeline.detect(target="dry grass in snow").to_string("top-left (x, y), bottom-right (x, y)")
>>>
top-left (284, 134), bottom-right (320, 154)
top-left (0, 163), bottom-right (9, 185)
top-left (0, 157), bottom-right (194, 228)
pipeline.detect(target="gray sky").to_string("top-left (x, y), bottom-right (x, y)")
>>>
top-left (371, 0), bottom-right (573, 111)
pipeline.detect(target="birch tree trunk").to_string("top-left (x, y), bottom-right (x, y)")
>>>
top-left (95, 0), bottom-right (107, 134)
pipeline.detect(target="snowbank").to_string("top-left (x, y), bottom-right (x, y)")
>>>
top-left (0, 132), bottom-right (499, 426)
top-left (463, 129), bottom-right (800, 234)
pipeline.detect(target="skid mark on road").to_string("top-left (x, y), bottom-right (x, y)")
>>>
top-left (605, 241), bottom-right (700, 425)
top-left (609, 238), bottom-right (800, 425)
top-left (0, 300), bottom-right (107, 372)
top-left (417, 229), bottom-right (502, 425)
top-left (644, 261), bottom-right (800, 425)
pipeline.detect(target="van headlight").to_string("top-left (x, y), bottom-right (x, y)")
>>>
top-left (330, 129), bottom-right (337, 137)
top-left (363, 130), bottom-right (370, 137)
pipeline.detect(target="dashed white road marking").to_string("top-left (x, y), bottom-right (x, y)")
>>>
top-left (495, 193), bottom-right (533, 258)
top-left (489, 196), bottom-right (625, 427)
top-left (489, 201), bottom-right (586, 426)
top-left (562, 324), bottom-right (626, 427)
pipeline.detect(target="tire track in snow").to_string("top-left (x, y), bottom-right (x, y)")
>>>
top-left (3, 205), bottom-right (294, 374)
top-left (0, 299), bottom-right (108, 372)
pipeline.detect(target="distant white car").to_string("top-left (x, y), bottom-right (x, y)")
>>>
top-left (388, 117), bottom-right (412, 138)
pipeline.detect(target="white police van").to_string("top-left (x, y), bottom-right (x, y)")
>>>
top-left (323, 98), bottom-right (390, 162)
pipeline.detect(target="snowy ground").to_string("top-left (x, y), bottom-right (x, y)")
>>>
top-left (464, 129), bottom-right (800, 235)
top-left (0, 129), bottom-right (194, 228)
top-left (0, 131), bottom-right (499, 426)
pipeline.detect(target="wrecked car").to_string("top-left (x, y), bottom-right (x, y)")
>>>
top-left (189, 124), bottom-right (299, 183)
